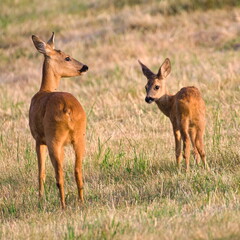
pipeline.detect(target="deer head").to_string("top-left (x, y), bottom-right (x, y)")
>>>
top-left (32, 32), bottom-right (88, 78)
top-left (139, 58), bottom-right (171, 103)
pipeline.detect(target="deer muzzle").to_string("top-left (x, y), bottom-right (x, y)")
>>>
top-left (145, 96), bottom-right (155, 104)
top-left (79, 65), bottom-right (89, 73)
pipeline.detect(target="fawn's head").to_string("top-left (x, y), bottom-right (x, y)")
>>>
top-left (139, 58), bottom-right (171, 104)
top-left (32, 32), bottom-right (88, 77)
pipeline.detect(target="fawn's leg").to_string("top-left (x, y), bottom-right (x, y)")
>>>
top-left (173, 128), bottom-right (182, 169)
top-left (196, 130), bottom-right (208, 169)
top-left (48, 142), bottom-right (65, 209)
top-left (189, 128), bottom-right (200, 165)
top-left (36, 142), bottom-right (47, 197)
top-left (73, 135), bottom-right (85, 204)
top-left (180, 119), bottom-right (191, 172)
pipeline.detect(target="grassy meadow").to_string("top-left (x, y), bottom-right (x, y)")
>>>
top-left (1, 0), bottom-right (240, 239)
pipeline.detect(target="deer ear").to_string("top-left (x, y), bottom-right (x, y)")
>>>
top-left (32, 35), bottom-right (52, 55)
top-left (138, 60), bottom-right (155, 79)
top-left (47, 32), bottom-right (55, 49)
top-left (157, 58), bottom-right (171, 79)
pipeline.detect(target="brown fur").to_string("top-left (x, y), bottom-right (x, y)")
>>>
top-left (139, 58), bottom-right (207, 171)
top-left (30, 33), bottom-right (88, 208)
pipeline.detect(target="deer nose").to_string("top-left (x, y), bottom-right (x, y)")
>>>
top-left (80, 65), bottom-right (88, 73)
top-left (145, 96), bottom-right (154, 103)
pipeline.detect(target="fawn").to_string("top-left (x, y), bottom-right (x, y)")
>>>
top-left (139, 58), bottom-right (207, 171)
top-left (30, 33), bottom-right (88, 208)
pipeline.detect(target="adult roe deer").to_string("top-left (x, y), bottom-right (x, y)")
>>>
top-left (30, 32), bottom-right (88, 208)
top-left (139, 58), bottom-right (207, 171)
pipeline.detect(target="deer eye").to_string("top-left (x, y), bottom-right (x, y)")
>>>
top-left (65, 57), bottom-right (71, 61)
top-left (154, 85), bottom-right (160, 90)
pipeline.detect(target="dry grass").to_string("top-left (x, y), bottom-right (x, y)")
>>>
top-left (0, 0), bottom-right (240, 239)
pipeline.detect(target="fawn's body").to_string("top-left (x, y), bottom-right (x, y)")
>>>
top-left (139, 58), bottom-right (207, 171)
top-left (30, 33), bottom-right (88, 208)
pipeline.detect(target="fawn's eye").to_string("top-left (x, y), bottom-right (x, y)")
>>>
top-left (154, 85), bottom-right (160, 90)
top-left (65, 57), bottom-right (71, 61)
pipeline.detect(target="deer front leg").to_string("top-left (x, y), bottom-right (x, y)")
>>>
top-left (36, 142), bottom-right (47, 197)
top-left (173, 128), bottom-right (182, 169)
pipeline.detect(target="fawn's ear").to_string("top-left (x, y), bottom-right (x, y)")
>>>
top-left (157, 58), bottom-right (171, 79)
top-left (32, 35), bottom-right (53, 55)
top-left (47, 32), bottom-right (55, 49)
top-left (138, 60), bottom-right (155, 79)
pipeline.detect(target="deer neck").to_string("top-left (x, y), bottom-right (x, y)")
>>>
top-left (155, 93), bottom-right (173, 118)
top-left (40, 58), bottom-right (60, 92)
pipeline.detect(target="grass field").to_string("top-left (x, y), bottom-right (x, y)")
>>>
top-left (1, 0), bottom-right (240, 239)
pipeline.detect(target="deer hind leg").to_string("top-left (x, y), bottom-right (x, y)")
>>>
top-left (189, 128), bottom-right (200, 165)
top-left (72, 134), bottom-right (85, 204)
top-left (180, 118), bottom-right (191, 172)
top-left (47, 142), bottom-right (65, 209)
top-left (195, 130), bottom-right (208, 170)
top-left (173, 129), bottom-right (182, 169)
top-left (36, 142), bottom-right (47, 197)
